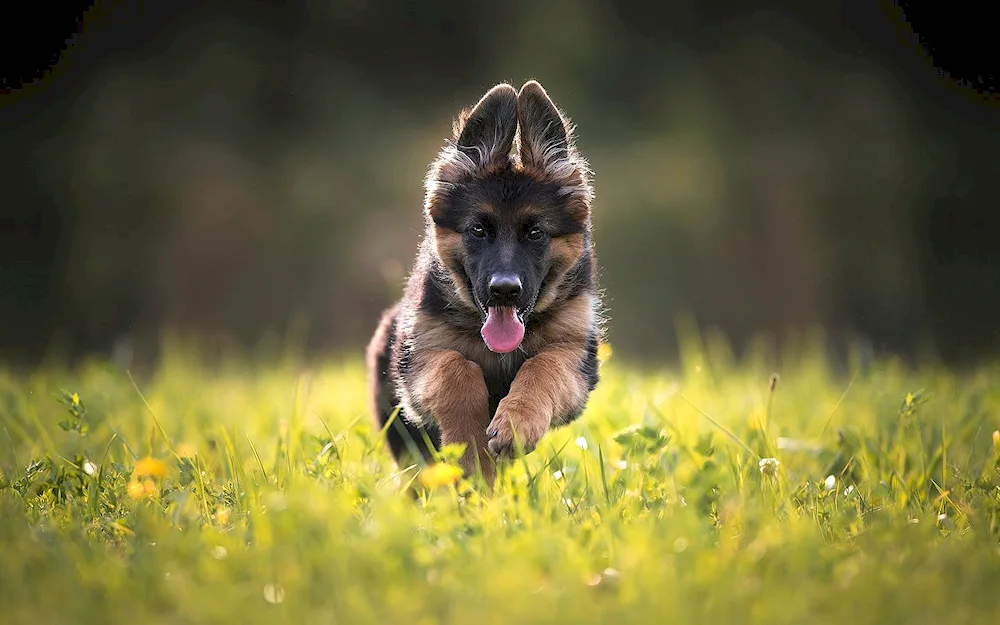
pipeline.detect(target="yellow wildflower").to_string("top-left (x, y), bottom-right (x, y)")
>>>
top-left (905, 393), bottom-right (915, 407)
top-left (215, 506), bottom-right (231, 525)
top-left (597, 341), bottom-right (613, 366)
top-left (419, 462), bottom-right (463, 488)
top-left (133, 457), bottom-right (168, 478)
top-left (127, 479), bottom-right (145, 500)
top-left (71, 392), bottom-right (80, 406)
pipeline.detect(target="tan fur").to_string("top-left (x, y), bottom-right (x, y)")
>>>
top-left (530, 234), bottom-right (584, 313)
top-left (369, 81), bottom-right (601, 492)
top-left (549, 234), bottom-right (585, 274)
top-left (409, 310), bottom-right (477, 355)
top-left (488, 294), bottom-right (594, 455)
top-left (431, 226), bottom-right (478, 311)
top-left (560, 171), bottom-right (592, 221)
top-left (530, 293), bottom-right (595, 348)
top-left (411, 349), bottom-right (495, 483)
top-left (487, 346), bottom-right (587, 455)
top-left (432, 226), bottom-right (463, 266)
top-left (406, 310), bottom-right (496, 380)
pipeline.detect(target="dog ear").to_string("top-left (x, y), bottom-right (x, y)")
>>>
top-left (424, 84), bottom-right (518, 219)
top-left (517, 81), bottom-right (593, 217)
top-left (453, 83), bottom-right (519, 172)
top-left (516, 80), bottom-right (571, 173)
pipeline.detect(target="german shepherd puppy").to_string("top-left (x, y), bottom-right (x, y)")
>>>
top-left (365, 80), bottom-right (602, 488)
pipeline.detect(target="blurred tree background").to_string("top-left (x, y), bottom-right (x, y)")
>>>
top-left (1, 0), bottom-right (997, 369)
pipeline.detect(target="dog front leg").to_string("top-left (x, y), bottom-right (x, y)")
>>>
top-left (410, 349), bottom-right (495, 485)
top-left (486, 344), bottom-right (589, 459)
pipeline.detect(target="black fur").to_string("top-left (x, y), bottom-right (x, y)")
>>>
top-left (368, 308), bottom-right (441, 464)
top-left (432, 174), bottom-right (586, 236)
top-left (581, 333), bottom-right (600, 393)
top-left (365, 81), bottom-right (602, 479)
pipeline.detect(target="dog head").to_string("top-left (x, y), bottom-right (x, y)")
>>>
top-left (423, 81), bottom-right (594, 354)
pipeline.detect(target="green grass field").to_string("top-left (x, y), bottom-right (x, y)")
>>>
top-left (2, 333), bottom-right (1000, 624)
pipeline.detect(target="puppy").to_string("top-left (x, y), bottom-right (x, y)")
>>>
top-left (366, 80), bottom-right (602, 487)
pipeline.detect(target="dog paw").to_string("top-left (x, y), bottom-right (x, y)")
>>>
top-left (486, 398), bottom-right (549, 460)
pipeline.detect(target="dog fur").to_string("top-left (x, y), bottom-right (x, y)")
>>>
top-left (365, 80), bottom-right (603, 488)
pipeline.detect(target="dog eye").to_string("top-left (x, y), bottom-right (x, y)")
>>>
top-left (470, 224), bottom-right (487, 238)
top-left (526, 226), bottom-right (544, 241)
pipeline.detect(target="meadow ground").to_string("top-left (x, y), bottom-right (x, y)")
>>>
top-left (2, 332), bottom-right (1000, 625)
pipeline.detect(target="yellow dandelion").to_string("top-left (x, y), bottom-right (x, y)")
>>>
top-left (133, 457), bottom-right (168, 478)
top-left (142, 479), bottom-right (157, 496)
top-left (127, 479), bottom-right (145, 500)
top-left (215, 505), bottom-right (231, 525)
top-left (71, 392), bottom-right (80, 406)
top-left (419, 462), bottom-right (463, 488)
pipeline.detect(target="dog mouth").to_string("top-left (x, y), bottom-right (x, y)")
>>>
top-left (479, 306), bottom-right (525, 354)
top-left (474, 296), bottom-right (535, 354)
top-left (471, 285), bottom-right (539, 354)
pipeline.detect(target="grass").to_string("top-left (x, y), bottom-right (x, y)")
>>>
top-left (2, 332), bottom-right (1000, 625)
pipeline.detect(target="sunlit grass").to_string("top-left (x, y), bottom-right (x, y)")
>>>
top-left (2, 333), bottom-right (1000, 624)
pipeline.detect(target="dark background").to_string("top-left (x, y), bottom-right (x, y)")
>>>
top-left (1, 0), bottom-right (998, 369)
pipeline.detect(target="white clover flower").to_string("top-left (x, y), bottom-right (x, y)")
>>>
top-left (575, 436), bottom-right (589, 450)
top-left (758, 457), bottom-right (781, 476)
top-left (824, 475), bottom-right (836, 491)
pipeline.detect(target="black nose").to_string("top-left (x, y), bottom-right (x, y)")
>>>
top-left (489, 273), bottom-right (522, 300)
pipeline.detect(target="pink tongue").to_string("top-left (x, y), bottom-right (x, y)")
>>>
top-left (481, 306), bottom-right (525, 353)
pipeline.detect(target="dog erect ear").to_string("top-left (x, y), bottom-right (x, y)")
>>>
top-left (517, 80), bottom-right (593, 214)
top-left (454, 83), bottom-right (519, 172)
top-left (425, 84), bottom-right (518, 216)
top-left (516, 80), bottom-right (570, 172)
